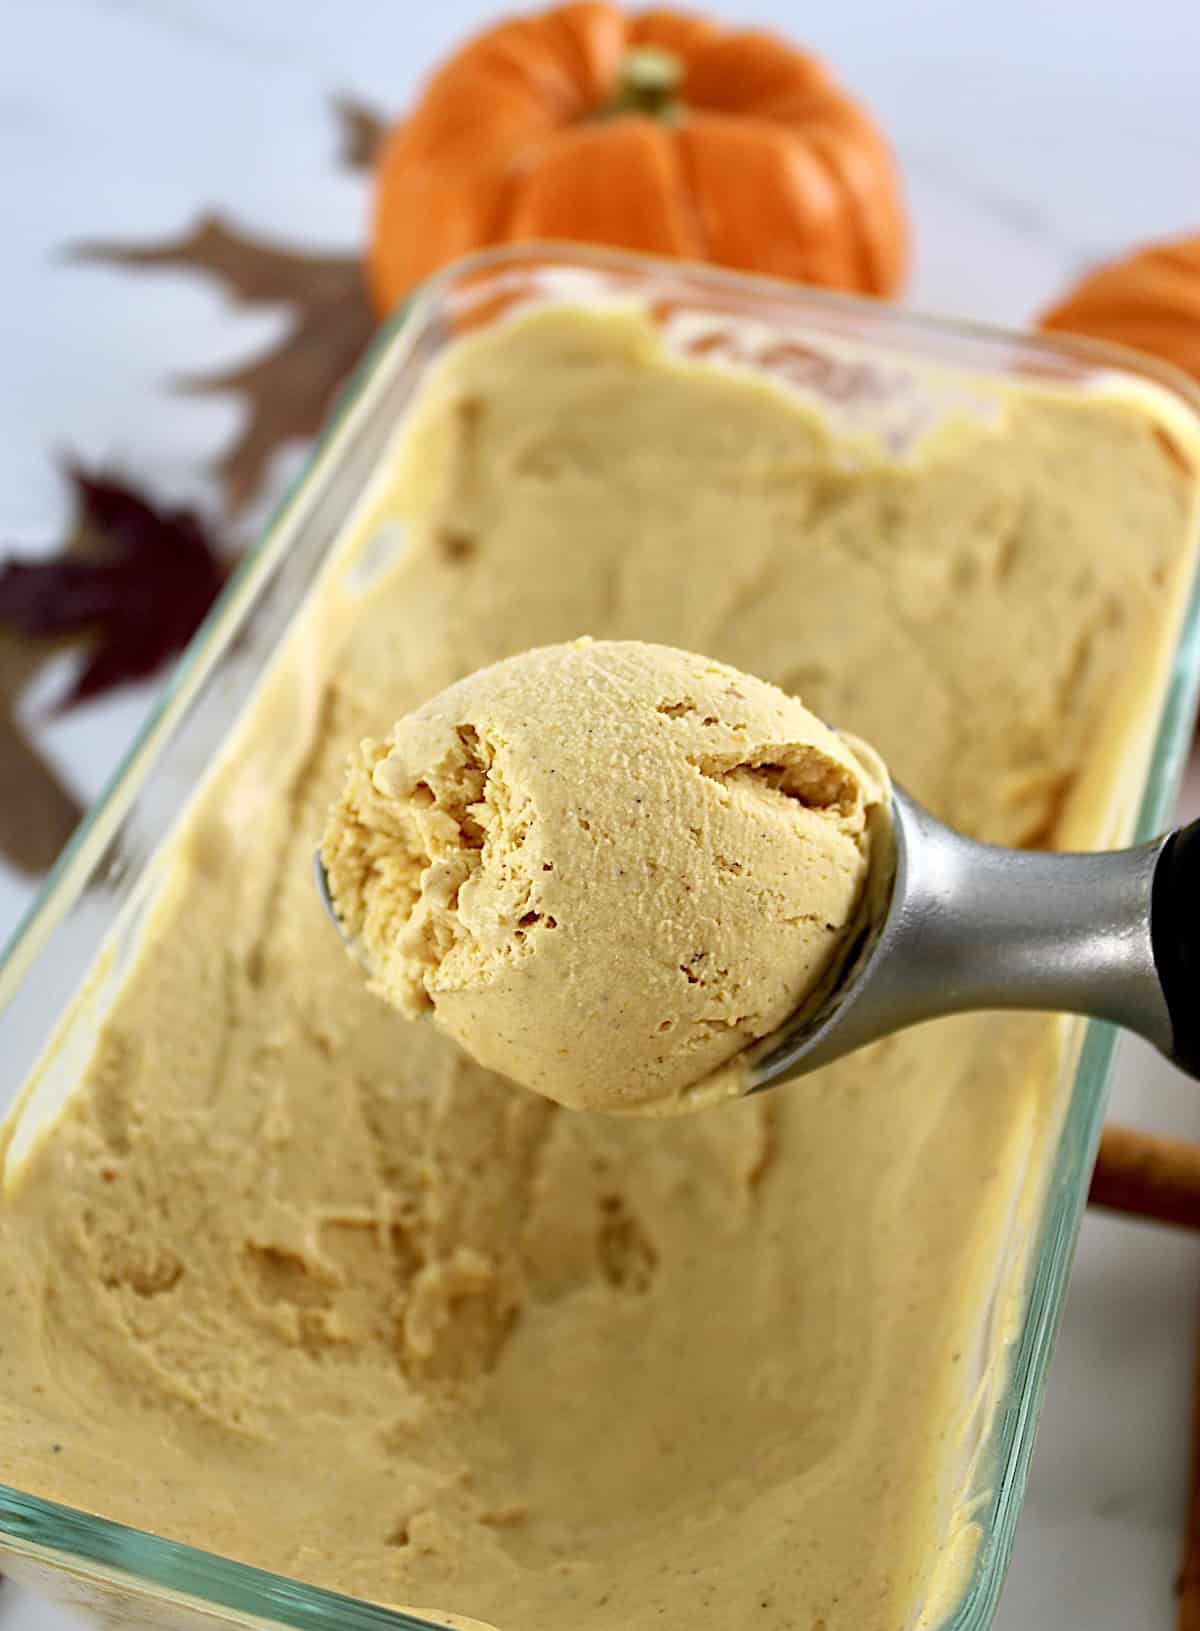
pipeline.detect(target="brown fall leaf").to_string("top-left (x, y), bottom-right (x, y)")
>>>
top-left (60, 96), bottom-right (387, 519)
top-left (0, 633), bottom-right (83, 876)
top-left (0, 99), bottom-right (385, 878)
top-left (68, 216), bottom-right (377, 515)
top-left (333, 95), bottom-right (388, 171)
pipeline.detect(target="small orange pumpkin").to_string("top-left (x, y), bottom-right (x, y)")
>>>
top-left (1039, 234), bottom-right (1200, 381)
top-left (368, 2), bottom-right (906, 314)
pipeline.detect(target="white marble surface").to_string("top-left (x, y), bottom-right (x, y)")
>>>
top-left (3, 2), bottom-right (1200, 1627)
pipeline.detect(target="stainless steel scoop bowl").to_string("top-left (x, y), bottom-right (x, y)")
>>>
top-left (742, 786), bottom-right (1200, 1092)
top-left (314, 789), bottom-right (1199, 1093)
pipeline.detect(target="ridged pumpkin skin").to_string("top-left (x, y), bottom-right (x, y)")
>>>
top-left (1040, 235), bottom-right (1200, 380)
top-left (368, 2), bottom-right (906, 313)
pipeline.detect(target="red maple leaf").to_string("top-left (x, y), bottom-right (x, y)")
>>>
top-left (0, 464), bottom-right (231, 709)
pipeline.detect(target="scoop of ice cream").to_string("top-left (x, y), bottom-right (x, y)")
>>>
top-left (321, 640), bottom-right (887, 1113)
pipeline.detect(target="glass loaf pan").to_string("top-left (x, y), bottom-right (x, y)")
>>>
top-left (2, 243), bottom-right (1200, 1631)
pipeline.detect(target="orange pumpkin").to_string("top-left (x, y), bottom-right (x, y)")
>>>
top-left (1039, 234), bottom-right (1200, 381)
top-left (368, 2), bottom-right (906, 314)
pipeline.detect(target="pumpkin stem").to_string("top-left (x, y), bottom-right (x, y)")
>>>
top-left (601, 46), bottom-right (684, 121)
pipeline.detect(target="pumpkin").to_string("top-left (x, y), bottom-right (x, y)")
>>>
top-left (1039, 234), bottom-right (1200, 380)
top-left (368, 2), bottom-right (906, 314)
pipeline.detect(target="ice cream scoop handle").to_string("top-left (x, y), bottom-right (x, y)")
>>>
top-left (746, 796), bottom-right (1197, 1092)
top-left (1152, 818), bottom-right (1200, 1077)
top-left (840, 799), bottom-right (1180, 1072)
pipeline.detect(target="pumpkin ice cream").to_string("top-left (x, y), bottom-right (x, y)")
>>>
top-left (321, 639), bottom-right (887, 1114)
top-left (0, 301), bottom-right (1197, 1631)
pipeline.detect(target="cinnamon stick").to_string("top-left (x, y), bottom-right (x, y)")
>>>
top-left (1086, 1125), bottom-right (1200, 1624)
top-left (1177, 1307), bottom-right (1200, 1629)
top-left (1089, 1125), bottom-right (1200, 1231)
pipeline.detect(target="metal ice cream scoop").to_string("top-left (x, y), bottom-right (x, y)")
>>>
top-left (741, 786), bottom-right (1200, 1092)
top-left (313, 791), bottom-right (1199, 1095)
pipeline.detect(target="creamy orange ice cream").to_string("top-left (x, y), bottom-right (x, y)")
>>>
top-left (321, 639), bottom-right (887, 1113)
top-left (0, 302), bottom-right (1196, 1631)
